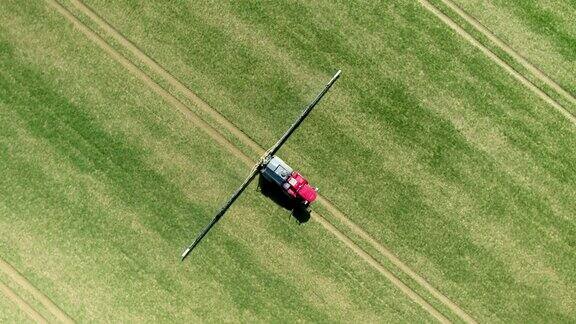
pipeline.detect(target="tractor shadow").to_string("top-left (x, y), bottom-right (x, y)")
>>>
top-left (258, 176), bottom-right (311, 224)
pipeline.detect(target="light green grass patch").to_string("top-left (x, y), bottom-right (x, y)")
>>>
top-left (0, 290), bottom-right (34, 324)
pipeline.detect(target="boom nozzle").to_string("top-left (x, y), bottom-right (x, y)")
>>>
top-left (181, 248), bottom-right (192, 261)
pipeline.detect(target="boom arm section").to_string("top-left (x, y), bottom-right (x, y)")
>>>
top-left (181, 165), bottom-right (260, 260)
top-left (267, 70), bottom-right (341, 157)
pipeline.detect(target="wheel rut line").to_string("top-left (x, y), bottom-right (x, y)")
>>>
top-left (438, 0), bottom-right (576, 108)
top-left (0, 257), bottom-right (73, 323)
top-left (317, 196), bottom-right (476, 323)
top-left (67, 0), bottom-right (265, 157)
top-left (0, 280), bottom-right (47, 323)
top-left (45, 0), bottom-right (253, 168)
top-left (311, 211), bottom-right (450, 323)
top-left (51, 0), bottom-right (471, 321)
top-left (420, 0), bottom-right (576, 126)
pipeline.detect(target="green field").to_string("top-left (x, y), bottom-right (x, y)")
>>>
top-left (1, 0), bottom-right (575, 322)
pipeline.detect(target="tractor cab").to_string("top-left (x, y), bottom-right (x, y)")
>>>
top-left (261, 156), bottom-right (318, 205)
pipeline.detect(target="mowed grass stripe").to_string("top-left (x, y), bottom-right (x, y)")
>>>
top-left (48, 0), bottom-right (455, 321)
top-left (420, 0), bottom-right (576, 126)
top-left (0, 258), bottom-right (73, 323)
top-left (436, 0), bottom-right (576, 108)
top-left (58, 0), bottom-right (475, 323)
top-left (0, 280), bottom-right (47, 323)
top-left (61, 1), bottom-right (475, 322)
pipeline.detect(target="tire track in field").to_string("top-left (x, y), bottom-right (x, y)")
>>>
top-left (316, 196), bottom-right (476, 323)
top-left (420, 0), bottom-right (576, 126)
top-left (48, 0), bottom-right (469, 321)
top-left (438, 0), bottom-right (576, 108)
top-left (311, 213), bottom-right (449, 323)
top-left (45, 0), bottom-right (252, 169)
top-left (0, 258), bottom-right (73, 323)
top-left (66, 0), bottom-right (264, 158)
top-left (0, 280), bottom-right (47, 323)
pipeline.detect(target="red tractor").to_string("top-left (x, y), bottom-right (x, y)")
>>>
top-left (261, 156), bottom-right (317, 206)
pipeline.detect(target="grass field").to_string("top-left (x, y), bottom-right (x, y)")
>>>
top-left (426, 0), bottom-right (576, 117)
top-left (1, 0), bottom-right (575, 322)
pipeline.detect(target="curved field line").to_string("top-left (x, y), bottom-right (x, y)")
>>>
top-left (420, 0), bottom-right (576, 126)
top-left (0, 280), bottom-right (47, 323)
top-left (0, 258), bottom-right (73, 323)
top-left (47, 0), bottom-right (472, 321)
top-left (438, 0), bottom-right (576, 108)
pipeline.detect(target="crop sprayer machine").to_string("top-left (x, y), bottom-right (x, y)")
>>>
top-left (181, 70), bottom-right (341, 260)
